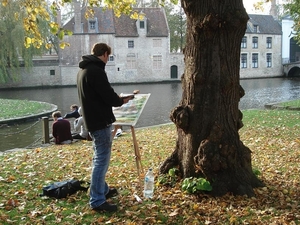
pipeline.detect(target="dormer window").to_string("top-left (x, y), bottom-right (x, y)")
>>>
top-left (89, 21), bottom-right (96, 30)
top-left (88, 18), bottom-right (98, 33)
top-left (253, 25), bottom-right (258, 33)
top-left (136, 16), bottom-right (146, 33)
top-left (140, 20), bottom-right (145, 29)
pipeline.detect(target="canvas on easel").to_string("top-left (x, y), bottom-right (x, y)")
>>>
top-left (112, 93), bottom-right (151, 187)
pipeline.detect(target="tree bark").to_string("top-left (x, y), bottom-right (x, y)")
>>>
top-left (160, 0), bottom-right (264, 197)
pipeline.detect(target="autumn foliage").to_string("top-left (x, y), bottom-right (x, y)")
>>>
top-left (0, 109), bottom-right (300, 224)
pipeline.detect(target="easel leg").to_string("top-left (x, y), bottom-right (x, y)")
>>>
top-left (130, 126), bottom-right (144, 188)
top-left (112, 125), bottom-right (121, 138)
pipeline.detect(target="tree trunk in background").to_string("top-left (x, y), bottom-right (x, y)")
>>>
top-left (160, 0), bottom-right (264, 197)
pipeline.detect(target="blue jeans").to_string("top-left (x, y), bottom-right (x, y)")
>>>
top-left (89, 125), bottom-right (112, 208)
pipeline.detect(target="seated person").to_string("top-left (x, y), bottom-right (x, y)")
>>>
top-left (52, 111), bottom-right (73, 144)
top-left (63, 104), bottom-right (80, 119)
top-left (72, 107), bottom-right (89, 140)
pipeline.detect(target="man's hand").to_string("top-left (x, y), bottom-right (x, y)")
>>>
top-left (122, 96), bottom-right (133, 104)
top-left (120, 90), bottom-right (139, 104)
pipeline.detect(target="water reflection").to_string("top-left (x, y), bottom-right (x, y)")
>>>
top-left (0, 77), bottom-right (299, 152)
top-left (239, 77), bottom-right (300, 109)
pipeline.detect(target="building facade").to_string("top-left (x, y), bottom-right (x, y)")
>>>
top-left (59, 9), bottom-right (284, 85)
top-left (0, 8), bottom-right (287, 89)
top-left (240, 14), bottom-right (282, 78)
top-left (281, 15), bottom-right (300, 64)
top-left (59, 3), bottom-right (184, 85)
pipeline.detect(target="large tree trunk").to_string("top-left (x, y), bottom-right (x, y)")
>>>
top-left (160, 0), bottom-right (264, 197)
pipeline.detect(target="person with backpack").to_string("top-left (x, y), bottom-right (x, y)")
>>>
top-left (77, 43), bottom-right (132, 213)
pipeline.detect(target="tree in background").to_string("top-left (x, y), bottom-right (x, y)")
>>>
top-left (284, 0), bottom-right (300, 43)
top-left (164, 2), bottom-right (186, 52)
top-left (2, 0), bottom-right (263, 197)
top-left (0, 0), bottom-right (57, 83)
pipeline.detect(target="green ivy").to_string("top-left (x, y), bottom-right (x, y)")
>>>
top-left (157, 168), bottom-right (179, 187)
top-left (181, 177), bottom-right (212, 194)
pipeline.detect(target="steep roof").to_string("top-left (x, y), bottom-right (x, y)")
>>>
top-left (63, 7), bottom-right (168, 37)
top-left (246, 14), bottom-right (282, 35)
top-left (114, 8), bottom-right (169, 37)
top-left (63, 8), bottom-right (115, 34)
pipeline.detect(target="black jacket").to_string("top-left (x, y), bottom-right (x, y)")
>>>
top-left (64, 109), bottom-right (80, 119)
top-left (77, 55), bottom-right (124, 132)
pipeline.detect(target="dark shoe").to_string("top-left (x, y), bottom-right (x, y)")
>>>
top-left (92, 202), bottom-right (117, 212)
top-left (105, 188), bottom-right (118, 199)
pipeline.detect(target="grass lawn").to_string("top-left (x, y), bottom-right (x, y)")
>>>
top-left (0, 108), bottom-right (299, 224)
top-left (278, 99), bottom-right (300, 108)
top-left (0, 99), bottom-right (54, 120)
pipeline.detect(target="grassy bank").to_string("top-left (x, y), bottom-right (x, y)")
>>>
top-left (0, 99), bottom-right (54, 120)
top-left (278, 99), bottom-right (300, 108)
top-left (0, 109), bottom-right (299, 224)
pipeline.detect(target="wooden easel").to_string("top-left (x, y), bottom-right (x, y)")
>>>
top-left (112, 93), bottom-right (150, 189)
top-left (112, 125), bottom-right (144, 188)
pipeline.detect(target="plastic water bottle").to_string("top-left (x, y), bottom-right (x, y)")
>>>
top-left (143, 168), bottom-right (154, 198)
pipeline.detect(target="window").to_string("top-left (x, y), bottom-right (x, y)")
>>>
top-left (241, 53), bottom-right (247, 68)
top-left (89, 21), bottom-right (96, 30)
top-left (252, 37), bottom-right (258, 48)
top-left (266, 37), bottom-right (272, 49)
top-left (108, 55), bottom-right (114, 62)
top-left (241, 36), bottom-right (247, 48)
top-left (126, 53), bottom-right (136, 69)
top-left (266, 53), bottom-right (272, 68)
top-left (252, 53), bottom-right (258, 68)
top-left (153, 39), bottom-right (162, 47)
top-left (153, 55), bottom-right (162, 69)
top-left (140, 20), bottom-right (145, 29)
top-left (253, 25), bottom-right (258, 33)
top-left (128, 40), bottom-right (134, 48)
top-left (50, 69), bottom-right (55, 75)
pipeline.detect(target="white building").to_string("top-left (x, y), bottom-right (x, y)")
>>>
top-left (281, 15), bottom-right (300, 64)
top-left (0, 7), bottom-right (289, 89)
top-left (60, 2), bottom-right (184, 85)
top-left (240, 14), bottom-right (283, 78)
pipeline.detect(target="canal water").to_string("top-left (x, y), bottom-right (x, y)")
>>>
top-left (0, 77), bottom-right (299, 152)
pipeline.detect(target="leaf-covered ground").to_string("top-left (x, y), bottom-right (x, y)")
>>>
top-left (0, 109), bottom-right (299, 224)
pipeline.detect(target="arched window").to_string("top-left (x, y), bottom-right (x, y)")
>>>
top-left (170, 65), bottom-right (178, 79)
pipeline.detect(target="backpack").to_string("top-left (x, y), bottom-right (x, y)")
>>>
top-left (40, 179), bottom-right (89, 199)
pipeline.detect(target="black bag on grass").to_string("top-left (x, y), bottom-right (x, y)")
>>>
top-left (40, 179), bottom-right (89, 199)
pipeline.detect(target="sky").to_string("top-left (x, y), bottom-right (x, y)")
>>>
top-left (243, 0), bottom-right (271, 14)
top-left (243, 0), bottom-right (256, 13)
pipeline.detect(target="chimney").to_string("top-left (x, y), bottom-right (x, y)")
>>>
top-left (56, 9), bottom-right (61, 27)
top-left (269, 0), bottom-right (278, 20)
top-left (74, 0), bottom-right (82, 33)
